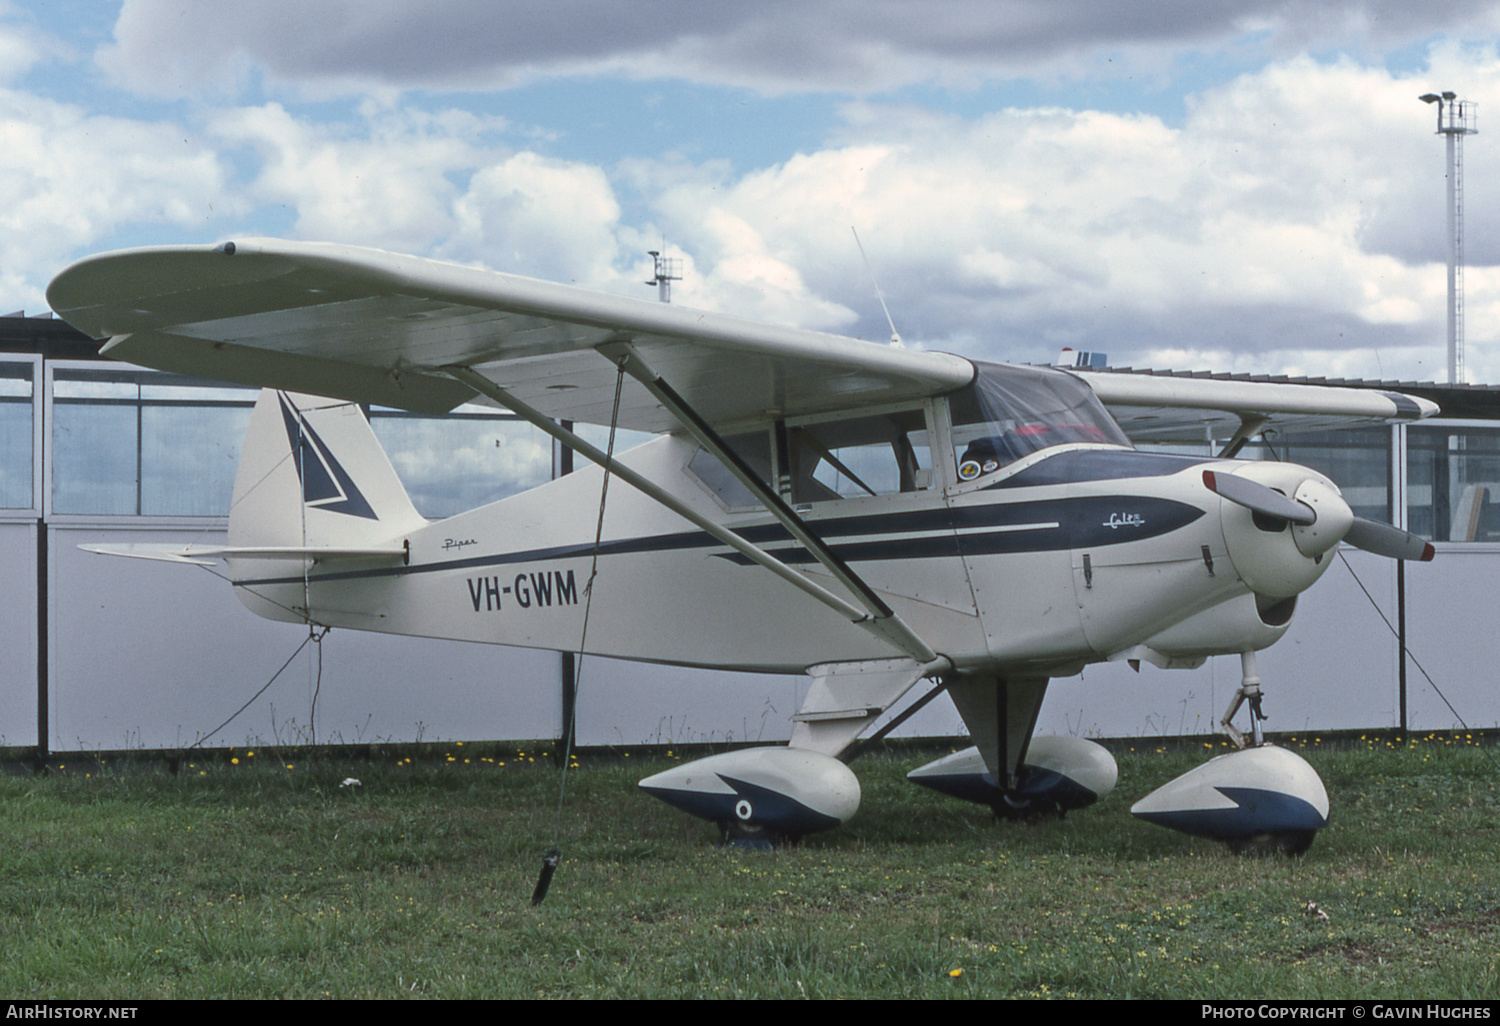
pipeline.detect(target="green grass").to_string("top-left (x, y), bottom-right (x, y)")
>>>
top-left (3, 735), bottom-right (1499, 999)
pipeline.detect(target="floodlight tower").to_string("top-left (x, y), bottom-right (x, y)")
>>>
top-left (1420, 91), bottom-right (1478, 384)
top-left (645, 248), bottom-right (681, 304)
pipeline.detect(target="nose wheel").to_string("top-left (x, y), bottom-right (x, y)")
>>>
top-left (1221, 651), bottom-right (1268, 749)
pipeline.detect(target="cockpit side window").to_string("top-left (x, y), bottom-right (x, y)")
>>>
top-left (949, 362), bottom-right (1130, 481)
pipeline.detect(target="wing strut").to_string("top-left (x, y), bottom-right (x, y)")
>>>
top-left (442, 363), bottom-right (947, 670)
top-left (597, 340), bottom-right (943, 667)
top-left (1217, 415), bottom-right (1269, 459)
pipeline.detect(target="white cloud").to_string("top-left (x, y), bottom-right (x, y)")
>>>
top-left (19, 6), bottom-right (1500, 387)
top-left (602, 50), bottom-right (1500, 380)
top-left (442, 152), bottom-right (623, 286)
top-left (0, 90), bottom-right (238, 311)
top-left (209, 102), bottom-right (504, 254)
top-left (0, 3), bottom-right (74, 86)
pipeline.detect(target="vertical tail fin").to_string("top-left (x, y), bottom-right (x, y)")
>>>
top-left (229, 390), bottom-right (426, 551)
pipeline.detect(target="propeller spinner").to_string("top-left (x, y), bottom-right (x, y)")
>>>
top-left (1204, 470), bottom-right (1434, 562)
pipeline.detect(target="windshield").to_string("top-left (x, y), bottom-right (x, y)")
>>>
top-left (949, 361), bottom-right (1130, 481)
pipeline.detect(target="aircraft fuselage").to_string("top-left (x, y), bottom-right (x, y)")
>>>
top-left (230, 433), bottom-right (1331, 677)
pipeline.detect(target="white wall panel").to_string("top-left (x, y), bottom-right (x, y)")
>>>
top-left (48, 524), bottom-right (562, 750)
top-left (0, 519), bottom-right (37, 746)
top-left (41, 522), bottom-right (1499, 752)
top-left (574, 659), bottom-right (804, 747)
top-left (1404, 548), bottom-right (1500, 731)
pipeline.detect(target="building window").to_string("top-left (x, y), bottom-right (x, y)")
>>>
top-left (47, 368), bottom-right (563, 520)
top-left (1406, 425), bottom-right (1500, 542)
top-left (50, 371), bottom-right (253, 516)
top-left (1248, 427), bottom-right (1394, 525)
top-left (0, 362), bottom-right (33, 509)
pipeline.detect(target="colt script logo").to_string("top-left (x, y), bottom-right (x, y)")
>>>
top-left (1103, 512), bottom-right (1145, 529)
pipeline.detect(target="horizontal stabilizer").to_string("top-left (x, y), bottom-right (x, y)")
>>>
top-left (80, 542), bottom-right (407, 566)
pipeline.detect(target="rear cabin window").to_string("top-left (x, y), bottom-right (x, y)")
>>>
top-left (687, 408), bottom-right (932, 509)
top-left (787, 408), bottom-right (931, 503)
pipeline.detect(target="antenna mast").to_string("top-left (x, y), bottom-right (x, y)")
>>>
top-left (1420, 91), bottom-right (1479, 384)
top-left (645, 247), bottom-right (681, 304)
top-left (851, 227), bottom-right (902, 347)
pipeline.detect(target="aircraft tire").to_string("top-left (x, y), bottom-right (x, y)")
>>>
top-left (719, 819), bottom-right (789, 848)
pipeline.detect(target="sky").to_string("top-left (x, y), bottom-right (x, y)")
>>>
top-left (7, 1), bottom-right (1500, 383)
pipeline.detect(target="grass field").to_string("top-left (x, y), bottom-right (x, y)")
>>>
top-left (3, 734), bottom-right (1499, 999)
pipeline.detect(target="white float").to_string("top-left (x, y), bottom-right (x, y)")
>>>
top-left (1130, 744), bottom-right (1329, 853)
top-left (906, 736), bottom-right (1118, 817)
top-left (638, 747), bottom-right (861, 840)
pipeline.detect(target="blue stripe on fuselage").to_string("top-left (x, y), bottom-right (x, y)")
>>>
top-left (234, 449), bottom-right (1208, 587)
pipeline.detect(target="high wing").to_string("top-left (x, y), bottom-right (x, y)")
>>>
top-left (48, 239), bottom-right (1438, 440)
top-left (46, 238), bottom-right (974, 428)
top-left (1080, 369), bottom-right (1438, 444)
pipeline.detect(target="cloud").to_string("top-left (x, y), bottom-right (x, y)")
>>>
top-left (0, 90), bottom-right (238, 311)
top-left (24, 9), bottom-right (1500, 385)
top-left (199, 101), bottom-right (636, 288)
top-left (625, 52), bottom-right (1496, 378)
top-left (442, 152), bottom-right (623, 285)
top-left (209, 102), bottom-right (503, 254)
top-left (0, 3), bottom-right (74, 86)
top-left (97, 0), bottom-right (1500, 98)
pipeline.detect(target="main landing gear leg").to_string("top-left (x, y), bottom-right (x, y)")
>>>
top-left (1220, 650), bottom-right (1267, 750)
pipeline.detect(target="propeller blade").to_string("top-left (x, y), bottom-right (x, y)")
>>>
top-left (1343, 517), bottom-right (1436, 561)
top-left (1202, 470), bottom-right (1316, 526)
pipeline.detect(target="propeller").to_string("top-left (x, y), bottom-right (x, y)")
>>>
top-left (1342, 517), bottom-right (1436, 562)
top-left (1202, 470), bottom-right (1314, 526)
top-left (1203, 470), bottom-right (1434, 562)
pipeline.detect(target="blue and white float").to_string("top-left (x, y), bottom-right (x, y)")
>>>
top-left (1130, 744), bottom-right (1329, 854)
top-left (906, 736), bottom-right (1118, 818)
top-left (638, 747), bottom-right (861, 843)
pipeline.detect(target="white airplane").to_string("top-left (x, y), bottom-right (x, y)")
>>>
top-left (48, 238), bottom-right (1439, 853)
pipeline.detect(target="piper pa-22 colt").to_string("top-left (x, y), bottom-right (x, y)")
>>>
top-left (48, 239), bottom-right (1439, 854)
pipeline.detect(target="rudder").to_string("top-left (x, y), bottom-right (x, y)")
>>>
top-left (230, 390), bottom-right (426, 551)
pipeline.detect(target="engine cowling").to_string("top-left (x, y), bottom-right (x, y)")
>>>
top-left (638, 747), bottom-right (861, 840)
top-left (1140, 590), bottom-right (1296, 658)
top-left (1215, 463), bottom-right (1342, 599)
